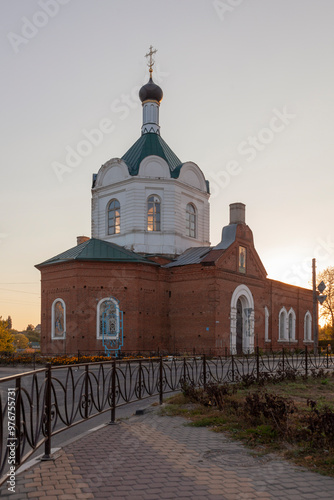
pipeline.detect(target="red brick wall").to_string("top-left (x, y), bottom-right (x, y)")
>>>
top-left (167, 265), bottom-right (313, 354)
top-left (168, 265), bottom-right (218, 354)
top-left (38, 260), bottom-right (313, 356)
top-left (267, 279), bottom-right (313, 350)
top-left (168, 265), bottom-right (267, 354)
top-left (39, 261), bottom-right (170, 355)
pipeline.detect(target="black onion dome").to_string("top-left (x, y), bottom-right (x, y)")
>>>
top-left (139, 78), bottom-right (163, 103)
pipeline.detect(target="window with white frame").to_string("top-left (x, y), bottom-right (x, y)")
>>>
top-left (279, 307), bottom-right (287, 340)
top-left (304, 311), bottom-right (312, 341)
top-left (288, 308), bottom-right (296, 340)
top-left (96, 297), bottom-right (119, 339)
top-left (108, 199), bottom-right (120, 235)
top-left (186, 203), bottom-right (196, 238)
top-left (147, 195), bottom-right (161, 231)
top-left (51, 298), bottom-right (66, 339)
top-left (264, 307), bottom-right (270, 341)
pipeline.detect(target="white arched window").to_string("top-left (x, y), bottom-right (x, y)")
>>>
top-left (288, 308), bottom-right (296, 340)
top-left (279, 307), bottom-right (287, 340)
top-left (147, 195), bottom-right (161, 231)
top-left (186, 203), bottom-right (196, 238)
top-left (264, 307), bottom-right (270, 341)
top-left (96, 297), bottom-right (120, 339)
top-left (51, 298), bottom-right (66, 339)
top-left (108, 199), bottom-right (120, 235)
top-left (304, 311), bottom-right (312, 341)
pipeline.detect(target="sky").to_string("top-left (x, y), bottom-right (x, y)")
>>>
top-left (1, 0), bottom-right (334, 331)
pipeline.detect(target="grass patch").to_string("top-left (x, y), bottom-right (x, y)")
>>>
top-left (159, 373), bottom-right (334, 477)
top-left (187, 415), bottom-right (228, 427)
top-left (161, 404), bottom-right (191, 417)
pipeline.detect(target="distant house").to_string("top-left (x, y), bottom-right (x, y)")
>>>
top-left (29, 342), bottom-right (40, 351)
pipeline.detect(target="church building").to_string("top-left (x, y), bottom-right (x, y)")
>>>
top-left (36, 49), bottom-right (314, 356)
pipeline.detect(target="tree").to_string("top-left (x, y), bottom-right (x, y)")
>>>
top-left (26, 324), bottom-right (34, 332)
top-left (13, 333), bottom-right (29, 350)
top-left (25, 330), bottom-right (40, 344)
top-left (319, 324), bottom-right (333, 341)
top-left (318, 266), bottom-right (334, 338)
top-left (0, 317), bottom-right (14, 352)
top-left (6, 316), bottom-right (12, 330)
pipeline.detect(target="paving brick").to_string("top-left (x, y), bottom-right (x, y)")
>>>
top-left (143, 495), bottom-right (165, 500)
top-left (4, 409), bottom-right (334, 500)
top-left (27, 492), bottom-right (46, 498)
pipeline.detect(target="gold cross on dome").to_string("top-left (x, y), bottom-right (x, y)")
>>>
top-left (145, 45), bottom-right (157, 77)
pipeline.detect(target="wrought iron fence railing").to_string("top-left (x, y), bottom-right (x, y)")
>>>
top-left (1, 347), bottom-right (334, 485)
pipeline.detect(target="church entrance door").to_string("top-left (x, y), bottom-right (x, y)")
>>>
top-left (236, 298), bottom-right (243, 355)
top-left (230, 284), bottom-right (255, 355)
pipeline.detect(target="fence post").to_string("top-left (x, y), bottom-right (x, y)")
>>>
top-left (231, 354), bottom-right (235, 383)
top-left (42, 364), bottom-right (52, 460)
top-left (159, 356), bottom-right (163, 405)
top-left (109, 359), bottom-right (116, 424)
top-left (183, 357), bottom-right (187, 386)
top-left (15, 377), bottom-right (21, 466)
top-left (305, 346), bottom-right (308, 378)
top-left (327, 345), bottom-right (329, 369)
top-left (203, 354), bottom-right (207, 387)
top-left (282, 348), bottom-right (285, 374)
top-left (138, 359), bottom-right (142, 400)
top-left (256, 346), bottom-right (260, 382)
top-left (85, 365), bottom-right (89, 419)
top-left (110, 359), bottom-right (116, 424)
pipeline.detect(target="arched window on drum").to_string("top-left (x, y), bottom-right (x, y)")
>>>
top-left (186, 203), bottom-right (196, 238)
top-left (147, 195), bottom-right (161, 232)
top-left (107, 199), bottom-right (120, 235)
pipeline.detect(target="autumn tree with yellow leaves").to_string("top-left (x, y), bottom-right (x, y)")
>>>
top-left (0, 317), bottom-right (14, 352)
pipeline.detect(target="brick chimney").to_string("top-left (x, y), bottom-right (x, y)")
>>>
top-left (77, 236), bottom-right (90, 245)
top-left (229, 203), bottom-right (246, 225)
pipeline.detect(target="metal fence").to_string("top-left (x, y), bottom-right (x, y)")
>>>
top-left (1, 347), bottom-right (334, 486)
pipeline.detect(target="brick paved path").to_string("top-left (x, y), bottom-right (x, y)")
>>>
top-left (1, 407), bottom-right (334, 499)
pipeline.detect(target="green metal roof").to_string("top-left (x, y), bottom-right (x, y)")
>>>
top-left (121, 132), bottom-right (183, 178)
top-left (36, 238), bottom-right (155, 267)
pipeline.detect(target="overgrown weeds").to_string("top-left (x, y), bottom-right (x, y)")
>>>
top-left (244, 392), bottom-right (295, 437)
top-left (160, 372), bottom-right (334, 476)
top-left (182, 381), bottom-right (236, 410)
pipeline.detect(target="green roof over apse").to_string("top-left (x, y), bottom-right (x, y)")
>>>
top-left (35, 238), bottom-right (156, 268)
top-left (121, 132), bottom-right (183, 178)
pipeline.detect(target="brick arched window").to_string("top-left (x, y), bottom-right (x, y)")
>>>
top-left (279, 307), bottom-right (287, 340)
top-left (51, 298), bottom-right (66, 339)
top-left (96, 297), bottom-right (120, 339)
top-left (288, 308), bottom-right (296, 340)
top-left (304, 311), bottom-right (312, 341)
top-left (264, 307), bottom-right (270, 342)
